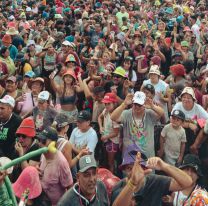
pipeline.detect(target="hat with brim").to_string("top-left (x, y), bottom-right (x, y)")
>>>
top-left (180, 87), bottom-right (196, 101)
top-left (36, 127), bottom-right (58, 141)
top-left (179, 154), bottom-right (203, 176)
top-left (113, 66), bottom-right (126, 77)
top-left (181, 40), bottom-right (189, 47)
top-left (6, 27), bottom-right (19, 35)
top-left (149, 65), bottom-right (160, 76)
top-left (28, 77), bottom-right (44, 89)
top-left (79, 155), bottom-right (97, 172)
top-left (102, 92), bottom-right (118, 103)
top-left (63, 70), bottom-right (76, 80)
top-left (119, 144), bottom-right (147, 170)
top-left (171, 109), bottom-right (185, 120)
top-left (133, 91), bottom-right (146, 105)
top-left (13, 166), bottom-right (42, 199)
top-left (77, 110), bottom-right (92, 122)
top-left (16, 118), bottom-right (36, 138)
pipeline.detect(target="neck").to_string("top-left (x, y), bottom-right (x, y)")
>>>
top-left (58, 130), bottom-right (66, 137)
top-left (1, 113), bottom-right (12, 123)
top-left (182, 183), bottom-right (196, 195)
top-left (7, 90), bottom-right (17, 97)
top-left (44, 151), bottom-right (56, 160)
top-left (134, 110), bottom-right (144, 119)
top-left (80, 126), bottom-right (90, 133)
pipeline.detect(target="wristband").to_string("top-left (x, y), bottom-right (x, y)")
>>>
top-left (76, 156), bottom-right (80, 160)
top-left (127, 180), bottom-right (136, 190)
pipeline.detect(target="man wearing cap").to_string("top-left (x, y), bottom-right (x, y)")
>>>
top-left (4, 76), bottom-right (22, 100)
top-left (70, 110), bottom-right (98, 154)
top-left (0, 95), bottom-right (22, 159)
top-left (58, 155), bottom-right (109, 206)
top-left (111, 91), bottom-right (164, 158)
top-left (164, 154), bottom-right (208, 206)
top-left (105, 67), bottom-right (127, 100)
top-left (37, 126), bottom-right (73, 205)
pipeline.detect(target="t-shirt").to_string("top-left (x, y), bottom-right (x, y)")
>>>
top-left (40, 151), bottom-right (73, 205)
top-left (161, 123), bottom-right (186, 165)
top-left (172, 102), bottom-right (208, 120)
top-left (120, 108), bottom-right (158, 158)
top-left (102, 110), bottom-right (120, 144)
top-left (57, 181), bottom-right (109, 206)
top-left (70, 127), bottom-right (98, 153)
top-left (143, 79), bottom-right (169, 122)
top-left (33, 106), bottom-right (57, 132)
top-left (0, 113), bottom-right (22, 159)
top-left (111, 175), bottom-right (171, 206)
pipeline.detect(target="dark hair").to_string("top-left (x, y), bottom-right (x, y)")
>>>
top-left (0, 46), bottom-right (8, 57)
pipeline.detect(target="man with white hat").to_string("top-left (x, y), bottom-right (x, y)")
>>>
top-left (111, 91), bottom-right (164, 158)
top-left (0, 95), bottom-right (22, 159)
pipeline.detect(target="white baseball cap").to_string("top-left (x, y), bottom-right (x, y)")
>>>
top-left (38, 91), bottom-right (50, 101)
top-left (0, 95), bottom-right (15, 108)
top-left (62, 40), bottom-right (71, 46)
top-left (133, 91), bottom-right (146, 105)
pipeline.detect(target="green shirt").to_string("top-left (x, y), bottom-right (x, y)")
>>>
top-left (0, 183), bottom-right (13, 206)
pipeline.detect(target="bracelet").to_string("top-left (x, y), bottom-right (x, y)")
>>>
top-left (127, 180), bottom-right (136, 191)
top-left (76, 155), bottom-right (80, 160)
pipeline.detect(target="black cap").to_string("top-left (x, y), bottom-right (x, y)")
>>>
top-left (77, 110), bottom-right (91, 122)
top-left (171, 109), bottom-right (185, 120)
top-left (179, 154), bottom-right (203, 176)
top-left (36, 127), bottom-right (58, 141)
top-left (143, 84), bottom-right (155, 95)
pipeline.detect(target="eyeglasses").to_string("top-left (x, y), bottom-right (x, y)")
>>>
top-left (36, 138), bottom-right (46, 144)
top-left (38, 100), bottom-right (46, 104)
top-left (113, 74), bottom-right (123, 78)
top-left (17, 134), bottom-right (27, 139)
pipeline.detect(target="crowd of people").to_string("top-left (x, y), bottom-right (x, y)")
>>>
top-left (0, 0), bottom-right (208, 205)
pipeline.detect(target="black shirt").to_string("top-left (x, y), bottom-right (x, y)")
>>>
top-left (111, 174), bottom-right (171, 206)
top-left (0, 113), bottom-right (22, 159)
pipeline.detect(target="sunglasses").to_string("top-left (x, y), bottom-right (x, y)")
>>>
top-left (36, 138), bottom-right (46, 144)
top-left (38, 100), bottom-right (46, 104)
top-left (17, 134), bottom-right (27, 139)
top-left (128, 150), bottom-right (148, 169)
top-left (113, 74), bottom-right (123, 78)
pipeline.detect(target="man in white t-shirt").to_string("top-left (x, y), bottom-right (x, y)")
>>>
top-left (70, 110), bottom-right (98, 154)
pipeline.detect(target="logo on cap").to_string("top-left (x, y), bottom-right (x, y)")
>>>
top-left (85, 156), bottom-right (92, 164)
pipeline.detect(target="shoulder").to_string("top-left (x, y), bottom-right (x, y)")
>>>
top-left (58, 187), bottom-right (77, 206)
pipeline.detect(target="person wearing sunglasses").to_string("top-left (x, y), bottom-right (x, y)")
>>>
top-left (14, 117), bottom-right (40, 181)
top-left (111, 91), bottom-right (164, 159)
top-left (37, 126), bottom-right (73, 205)
top-left (112, 152), bottom-right (193, 206)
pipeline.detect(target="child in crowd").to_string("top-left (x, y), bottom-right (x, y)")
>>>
top-left (158, 109), bottom-right (186, 166)
top-left (98, 92), bottom-right (120, 173)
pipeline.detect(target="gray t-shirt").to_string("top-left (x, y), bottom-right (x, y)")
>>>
top-left (120, 108), bottom-right (159, 158)
top-left (161, 123), bottom-right (186, 165)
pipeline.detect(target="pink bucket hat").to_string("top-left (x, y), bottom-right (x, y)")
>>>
top-left (13, 166), bottom-right (42, 199)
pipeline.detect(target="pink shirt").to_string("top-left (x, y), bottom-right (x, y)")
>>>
top-left (40, 151), bottom-right (73, 205)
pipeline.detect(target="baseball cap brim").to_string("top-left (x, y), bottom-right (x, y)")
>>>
top-left (79, 165), bottom-right (97, 173)
top-left (179, 164), bottom-right (203, 176)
